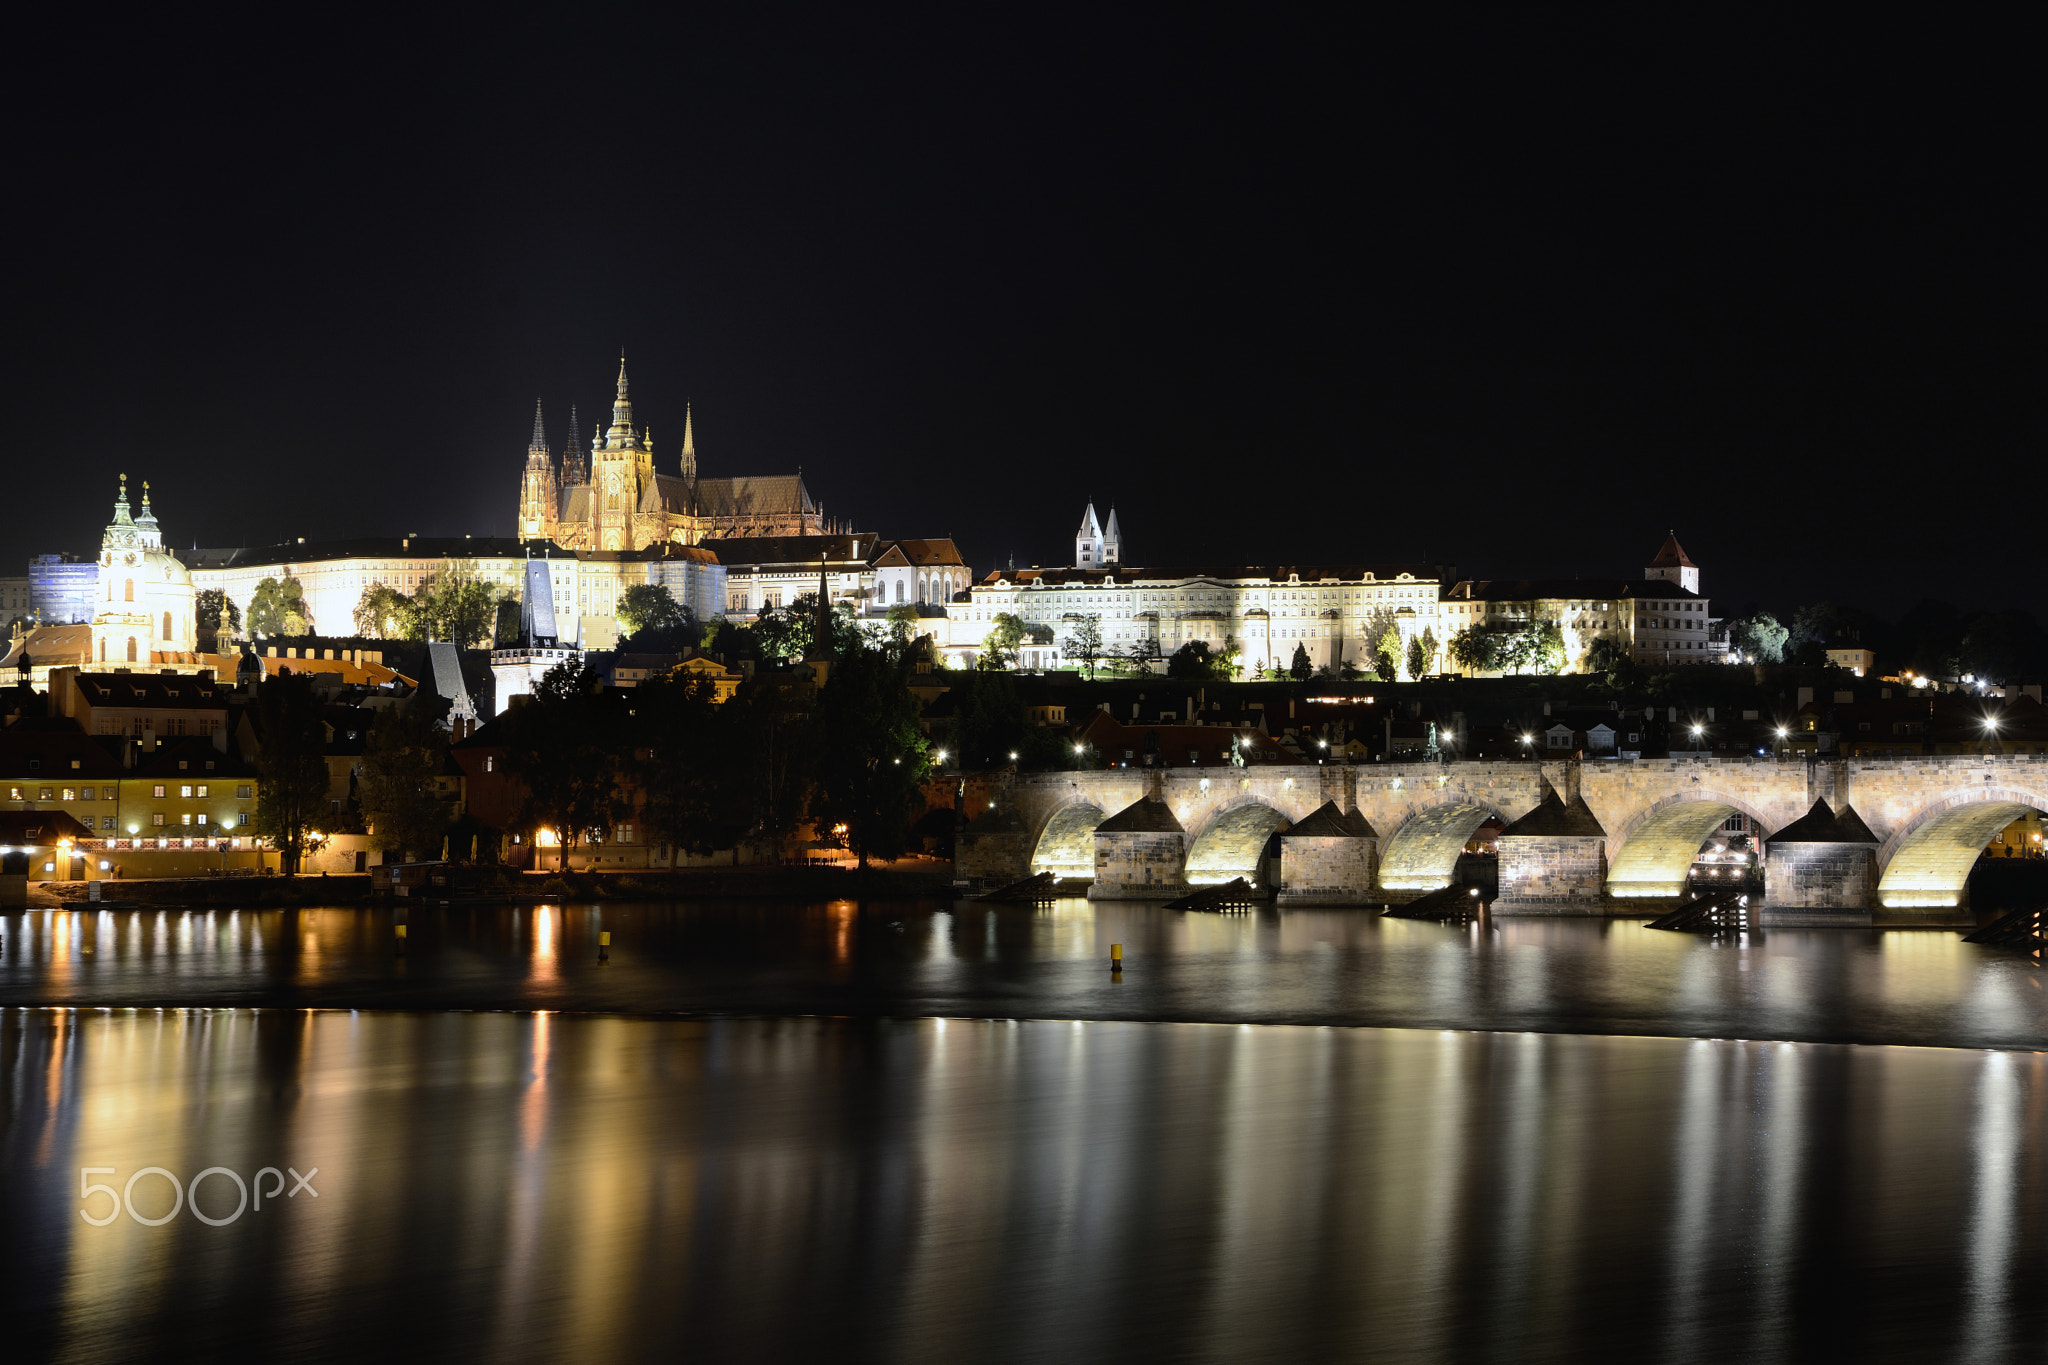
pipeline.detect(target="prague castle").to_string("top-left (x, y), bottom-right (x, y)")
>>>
top-left (518, 359), bottom-right (826, 551)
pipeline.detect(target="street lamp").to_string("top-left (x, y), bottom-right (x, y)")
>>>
top-left (1983, 717), bottom-right (2002, 756)
top-left (1519, 732), bottom-right (1534, 760)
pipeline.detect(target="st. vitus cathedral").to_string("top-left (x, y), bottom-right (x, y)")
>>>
top-left (518, 358), bottom-right (826, 551)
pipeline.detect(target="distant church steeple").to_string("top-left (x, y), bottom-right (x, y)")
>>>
top-left (1075, 501), bottom-right (1104, 568)
top-left (680, 403), bottom-right (697, 483)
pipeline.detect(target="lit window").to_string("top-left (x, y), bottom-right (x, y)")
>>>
top-left (152, 813), bottom-right (165, 827)
top-left (196, 785), bottom-right (208, 798)
top-left (237, 812), bottom-right (248, 827)
top-left (180, 785), bottom-right (193, 798)
top-left (197, 813), bottom-right (208, 825)
top-left (152, 785), bottom-right (166, 798)
top-left (61, 788), bottom-right (76, 801)
top-left (102, 817), bottom-right (115, 830)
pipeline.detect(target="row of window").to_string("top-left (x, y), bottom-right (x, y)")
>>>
top-left (7, 784), bottom-right (252, 801)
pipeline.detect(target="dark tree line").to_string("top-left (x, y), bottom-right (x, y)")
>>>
top-left (500, 631), bottom-right (934, 869)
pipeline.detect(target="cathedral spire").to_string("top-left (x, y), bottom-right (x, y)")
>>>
top-left (529, 398), bottom-right (546, 452)
top-left (609, 354), bottom-right (634, 440)
top-left (681, 402), bottom-right (696, 482)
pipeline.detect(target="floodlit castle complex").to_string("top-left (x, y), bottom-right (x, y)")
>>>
top-left (950, 502), bottom-right (1446, 674)
top-left (518, 359), bottom-right (826, 551)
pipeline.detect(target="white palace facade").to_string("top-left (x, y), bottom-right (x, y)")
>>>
top-left (945, 504), bottom-right (1444, 675)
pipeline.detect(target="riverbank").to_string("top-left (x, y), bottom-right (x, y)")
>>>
top-left (23, 859), bottom-right (960, 909)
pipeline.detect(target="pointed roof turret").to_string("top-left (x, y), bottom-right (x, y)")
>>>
top-left (682, 403), bottom-right (695, 458)
top-left (529, 398), bottom-right (546, 452)
top-left (1650, 533), bottom-right (1695, 568)
top-left (136, 479), bottom-right (159, 528)
top-left (109, 473), bottom-right (134, 529)
top-left (1076, 501), bottom-right (1101, 539)
top-left (1105, 506), bottom-right (1121, 541)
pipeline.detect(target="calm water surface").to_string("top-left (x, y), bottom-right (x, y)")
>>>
top-left (1, 1011), bottom-right (2043, 1364)
top-left (1, 900), bottom-right (2043, 1047)
top-left (2, 901), bottom-right (2044, 1362)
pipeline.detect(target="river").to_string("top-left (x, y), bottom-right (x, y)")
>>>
top-left (1, 901), bottom-right (2042, 1363)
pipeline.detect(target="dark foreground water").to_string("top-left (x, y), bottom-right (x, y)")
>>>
top-left (2, 901), bottom-right (2044, 1362)
top-left (3, 900), bottom-right (2044, 1047)
top-left (1, 1010), bottom-right (2043, 1365)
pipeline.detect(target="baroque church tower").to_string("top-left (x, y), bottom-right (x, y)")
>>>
top-left (517, 400), bottom-right (559, 542)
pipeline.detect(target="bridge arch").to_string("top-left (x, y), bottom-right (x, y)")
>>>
top-left (1030, 802), bottom-right (1107, 877)
top-left (1184, 799), bottom-right (1292, 887)
top-left (1379, 801), bottom-right (1505, 895)
top-left (1605, 789), bottom-right (1779, 900)
top-left (1875, 783), bottom-right (2048, 909)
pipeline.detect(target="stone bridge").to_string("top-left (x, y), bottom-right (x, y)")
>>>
top-left (954, 754), bottom-right (2048, 921)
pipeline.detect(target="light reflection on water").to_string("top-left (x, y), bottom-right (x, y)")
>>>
top-left (0, 1010), bottom-right (2041, 1365)
top-left (2, 901), bottom-right (2045, 1048)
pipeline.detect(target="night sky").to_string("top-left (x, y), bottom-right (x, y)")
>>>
top-left (12, 9), bottom-right (2042, 620)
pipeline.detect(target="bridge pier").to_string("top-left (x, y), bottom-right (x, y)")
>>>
top-left (1088, 797), bottom-right (1188, 900)
top-left (1275, 802), bottom-right (1379, 906)
top-left (1760, 799), bottom-right (1879, 925)
top-left (1492, 793), bottom-right (1611, 915)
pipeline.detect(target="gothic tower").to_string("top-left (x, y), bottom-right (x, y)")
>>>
top-left (518, 400), bottom-right (559, 541)
top-left (680, 402), bottom-right (697, 484)
top-left (1102, 506), bottom-right (1122, 565)
top-left (590, 357), bottom-right (656, 551)
top-left (560, 404), bottom-right (586, 488)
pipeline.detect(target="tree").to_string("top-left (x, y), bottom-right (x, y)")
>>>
top-left (1167, 641), bottom-right (1216, 678)
top-left (411, 566), bottom-right (499, 648)
top-left (1406, 634), bottom-right (1427, 681)
top-left (1728, 612), bottom-right (1789, 664)
top-left (980, 612), bottom-right (1027, 670)
top-left (1582, 635), bottom-right (1639, 689)
top-left (358, 698), bottom-right (453, 862)
top-left (252, 670), bottom-right (330, 874)
top-left (1961, 609), bottom-right (2048, 684)
top-left (195, 589), bottom-right (241, 649)
top-left (1450, 625), bottom-right (1504, 673)
top-left (885, 603), bottom-right (920, 649)
top-left (1062, 614), bottom-right (1105, 678)
top-left (1289, 642), bottom-right (1313, 681)
top-left (494, 596), bottom-right (522, 645)
top-left (633, 668), bottom-right (754, 863)
top-left (1359, 608), bottom-right (1403, 681)
top-left (248, 577), bottom-right (311, 637)
top-left (618, 583), bottom-right (690, 637)
top-left (500, 661), bottom-right (627, 870)
top-left (810, 643), bottom-right (932, 866)
top-left (945, 672), bottom-right (1027, 770)
top-left (354, 583), bottom-right (411, 639)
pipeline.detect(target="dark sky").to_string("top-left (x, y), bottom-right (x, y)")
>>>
top-left (10, 8), bottom-right (2042, 620)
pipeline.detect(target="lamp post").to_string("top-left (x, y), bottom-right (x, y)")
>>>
top-left (1983, 717), bottom-right (2002, 758)
top-left (1774, 725), bottom-right (1789, 761)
